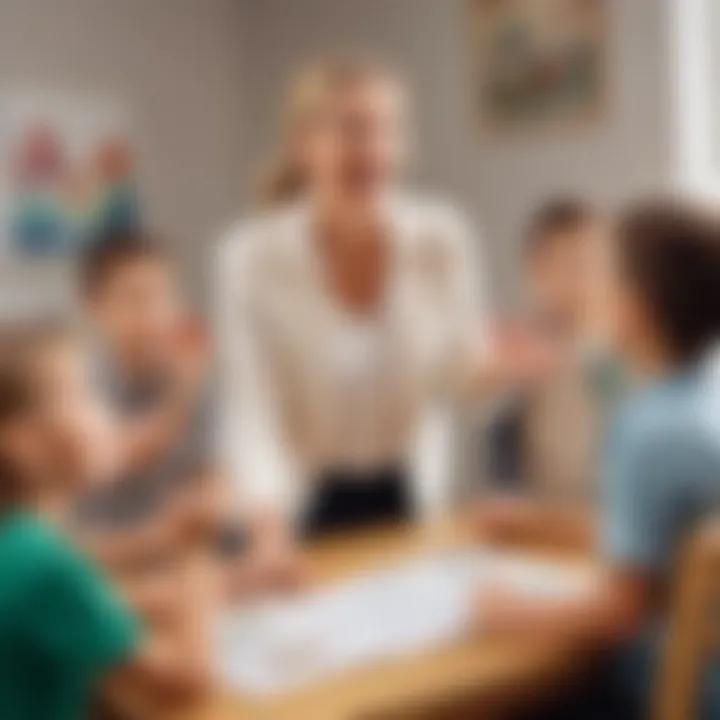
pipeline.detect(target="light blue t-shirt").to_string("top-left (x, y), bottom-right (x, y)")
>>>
top-left (602, 366), bottom-right (720, 718)
top-left (603, 368), bottom-right (720, 571)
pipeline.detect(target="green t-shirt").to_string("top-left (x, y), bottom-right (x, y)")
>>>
top-left (0, 512), bottom-right (141, 720)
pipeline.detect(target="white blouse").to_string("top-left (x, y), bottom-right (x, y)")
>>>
top-left (216, 195), bottom-right (487, 521)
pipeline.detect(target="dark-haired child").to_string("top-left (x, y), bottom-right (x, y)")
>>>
top-left (475, 198), bottom-right (720, 719)
top-left (0, 324), bottom-right (212, 720)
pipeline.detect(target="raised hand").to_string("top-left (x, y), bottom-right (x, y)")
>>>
top-left (482, 317), bottom-right (561, 391)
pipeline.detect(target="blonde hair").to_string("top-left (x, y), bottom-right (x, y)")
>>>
top-left (259, 54), bottom-right (403, 207)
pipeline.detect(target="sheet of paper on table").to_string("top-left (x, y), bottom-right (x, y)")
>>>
top-left (214, 549), bottom-right (591, 697)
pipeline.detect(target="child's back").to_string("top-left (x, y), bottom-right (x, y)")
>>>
top-left (605, 366), bottom-right (720, 580)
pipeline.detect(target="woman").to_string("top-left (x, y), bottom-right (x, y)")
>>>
top-left (217, 56), bottom-right (545, 546)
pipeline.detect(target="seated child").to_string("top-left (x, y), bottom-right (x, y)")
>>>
top-left (478, 197), bottom-right (625, 548)
top-left (475, 197), bottom-right (720, 719)
top-left (73, 233), bottom-right (244, 569)
top-left (0, 323), bottom-right (213, 720)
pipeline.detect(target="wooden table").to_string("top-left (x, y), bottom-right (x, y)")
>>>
top-left (167, 519), bottom-right (593, 720)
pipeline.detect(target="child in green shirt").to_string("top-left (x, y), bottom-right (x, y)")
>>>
top-left (0, 323), bottom-right (212, 720)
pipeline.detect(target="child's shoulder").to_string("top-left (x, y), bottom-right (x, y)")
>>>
top-left (0, 512), bottom-right (58, 556)
top-left (612, 375), bottom-right (720, 470)
top-left (0, 513), bottom-right (88, 596)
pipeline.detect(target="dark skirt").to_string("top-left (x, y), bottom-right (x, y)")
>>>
top-left (301, 464), bottom-right (411, 540)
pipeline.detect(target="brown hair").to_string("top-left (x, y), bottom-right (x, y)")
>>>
top-left (78, 231), bottom-right (169, 298)
top-left (0, 322), bottom-right (69, 510)
top-left (259, 54), bottom-right (403, 206)
top-left (525, 196), bottom-right (598, 256)
top-left (617, 198), bottom-right (720, 363)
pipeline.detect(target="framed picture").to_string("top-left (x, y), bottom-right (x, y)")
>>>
top-left (0, 92), bottom-right (140, 258)
top-left (470, 0), bottom-right (608, 134)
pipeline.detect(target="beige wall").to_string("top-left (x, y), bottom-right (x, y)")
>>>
top-left (237, 0), bottom-right (673, 307)
top-left (0, 0), bottom-right (245, 314)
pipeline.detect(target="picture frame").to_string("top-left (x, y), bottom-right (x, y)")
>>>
top-left (469, 0), bottom-right (608, 135)
top-left (0, 91), bottom-right (140, 258)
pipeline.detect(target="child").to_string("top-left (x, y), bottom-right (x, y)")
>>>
top-left (478, 197), bottom-right (622, 547)
top-left (476, 198), bottom-right (720, 719)
top-left (74, 233), bottom-right (296, 596)
top-left (74, 233), bottom-right (240, 567)
top-left (0, 323), bottom-right (212, 720)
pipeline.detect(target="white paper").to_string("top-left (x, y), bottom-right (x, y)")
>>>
top-left (214, 549), bottom-right (590, 697)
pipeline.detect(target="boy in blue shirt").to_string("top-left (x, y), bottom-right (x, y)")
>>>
top-left (475, 198), bottom-right (720, 718)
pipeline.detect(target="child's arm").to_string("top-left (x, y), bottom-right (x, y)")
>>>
top-left (103, 553), bottom-right (219, 705)
top-left (72, 469), bottom-right (226, 572)
top-left (471, 495), bottom-right (596, 551)
top-left (114, 564), bottom-right (191, 629)
top-left (117, 329), bottom-right (209, 476)
top-left (25, 537), bottom-right (214, 714)
top-left (475, 566), bottom-right (653, 647)
top-left (72, 511), bottom-right (181, 571)
top-left (106, 633), bottom-right (211, 704)
top-left (171, 469), bottom-right (235, 543)
top-left (117, 390), bottom-right (198, 476)
top-left (475, 417), bottom-right (690, 647)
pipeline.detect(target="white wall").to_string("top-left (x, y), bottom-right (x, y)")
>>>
top-left (0, 0), bottom-right (674, 312)
top-left (0, 0), bottom-right (245, 314)
top-left (237, 0), bottom-right (674, 306)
